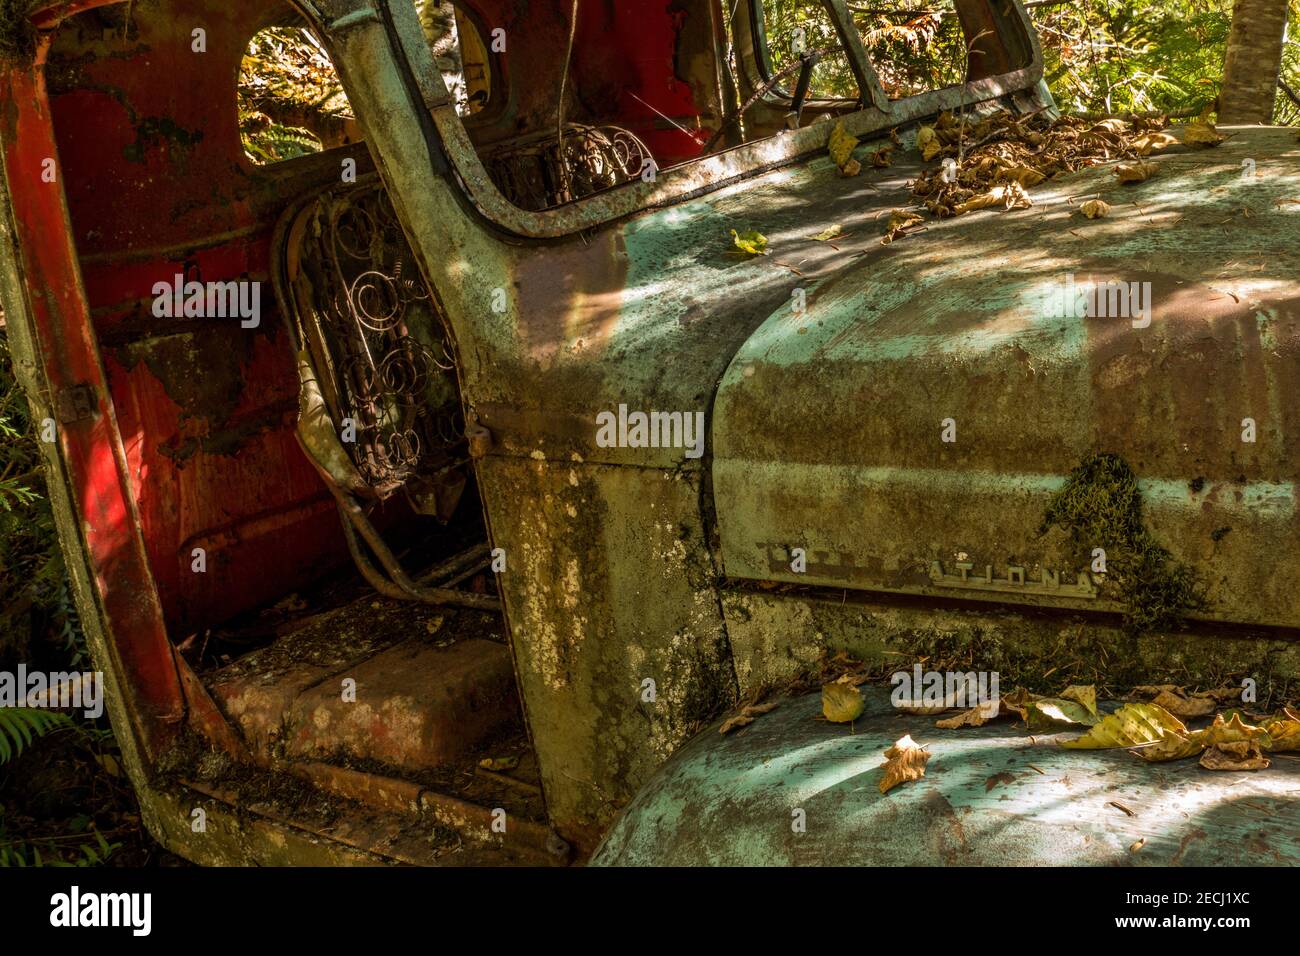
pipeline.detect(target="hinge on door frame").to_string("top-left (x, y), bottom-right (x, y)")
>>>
top-left (55, 384), bottom-right (97, 424)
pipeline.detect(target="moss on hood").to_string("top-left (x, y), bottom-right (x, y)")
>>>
top-left (1040, 453), bottom-right (1208, 634)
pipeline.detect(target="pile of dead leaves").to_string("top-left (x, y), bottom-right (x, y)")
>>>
top-left (879, 676), bottom-right (1296, 794)
top-left (927, 680), bottom-right (1300, 773)
top-left (876, 108), bottom-right (1224, 242)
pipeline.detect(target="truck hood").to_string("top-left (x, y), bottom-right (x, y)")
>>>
top-left (712, 127), bottom-right (1300, 628)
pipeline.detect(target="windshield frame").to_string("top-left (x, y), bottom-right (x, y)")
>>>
top-left (385, 0), bottom-right (1046, 240)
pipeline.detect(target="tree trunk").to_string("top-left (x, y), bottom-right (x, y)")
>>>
top-left (1219, 0), bottom-right (1291, 123)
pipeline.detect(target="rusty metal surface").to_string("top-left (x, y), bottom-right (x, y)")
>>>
top-left (721, 589), bottom-right (1300, 704)
top-left (0, 0), bottom-right (186, 755)
top-left (592, 685), bottom-right (1300, 866)
top-left (38, 0), bottom-right (360, 637)
top-left (9, 0), bottom-right (1296, 870)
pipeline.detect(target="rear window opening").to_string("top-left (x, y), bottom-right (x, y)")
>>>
top-left (239, 24), bottom-right (359, 164)
top-left (240, 3), bottom-right (493, 166)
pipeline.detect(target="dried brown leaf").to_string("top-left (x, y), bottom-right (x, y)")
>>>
top-left (935, 704), bottom-right (994, 729)
top-left (1150, 688), bottom-right (1216, 718)
top-left (1132, 131), bottom-right (1179, 156)
top-left (881, 209), bottom-right (923, 244)
top-left (953, 182), bottom-right (1031, 214)
top-left (1114, 161), bottom-right (1157, 183)
top-left (880, 734), bottom-right (931, 793)
top-left (720, 700), bottom-right (780, 734)
top-left (1081, 199), bottom-right (1111, 219)
top-left (1200, 739), bottom-right (1269, 771)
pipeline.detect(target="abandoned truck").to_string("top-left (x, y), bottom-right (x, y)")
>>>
top-left (2, 0), bottom-right (1298, 867)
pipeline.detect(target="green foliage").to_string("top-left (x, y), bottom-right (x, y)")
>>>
top-left (1040, 454), bottom-right (1208, 634)
top-left (241, 122), bottom-right (324, 165)
top-left (238, 25), bottom-right (346, 164)
top-left (1035, 0), bottom-right (1233, 115)
top-left (1, 800), bottom-right (121, 867)
top-left (0, 707), bottom-right (72, 764)
top-left (0, 330), bottom-right (68, 663)
top-left (758, 0), bottom-right (1300, 122)
top-left (0, 0), bottom-right (37, 63)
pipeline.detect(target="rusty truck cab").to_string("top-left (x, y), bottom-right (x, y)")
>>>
top-left (2, 0), bottom-right (1298, 866)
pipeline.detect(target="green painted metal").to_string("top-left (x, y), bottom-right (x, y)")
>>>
top-left (592, 686), bottom-right (1300, 866)
top-left (711, 127), bottom-right (1300, 629)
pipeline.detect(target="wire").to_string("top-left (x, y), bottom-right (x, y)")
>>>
top-left (556, 0), bottom-right (580, 199)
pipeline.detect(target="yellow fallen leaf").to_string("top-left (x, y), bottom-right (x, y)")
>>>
top-left (1201, 711), bottom-right (1270, 748)
top-left (1114, 161), bottom-right (1156, 183)
top-left (1183, 121), bottom-right (1224, 148)
top-left (880, 734), bottom-right (930, 793)
top-left (1132, 131), bottom-right (1179, 156)
top-left (822, 682), bottom-right (865, 724)
top-left (1081, 199), bottom-right (1111, 219)
top-left (916, 124), bottom-right (942, 161)
top-left (1263, 708), bottom-right (1300, 752)
top-left (828, 121), bottom-right (859, 170)
top-left (478, 755), bottom-right (520, 772)
top-left (730, 229), bottom-right (768, 256)
top-left (809, 225), bottom-right (844, 242)
top-left (1200, 739), bottom-right (1269, 771)
top-left (1060, 685), bottom-right (1099, 719)
top-left (1060, 702), bottom-right (1201, 761)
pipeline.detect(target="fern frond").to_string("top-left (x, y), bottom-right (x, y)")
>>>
top-left (0, 708), bottom-right (73, 764)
